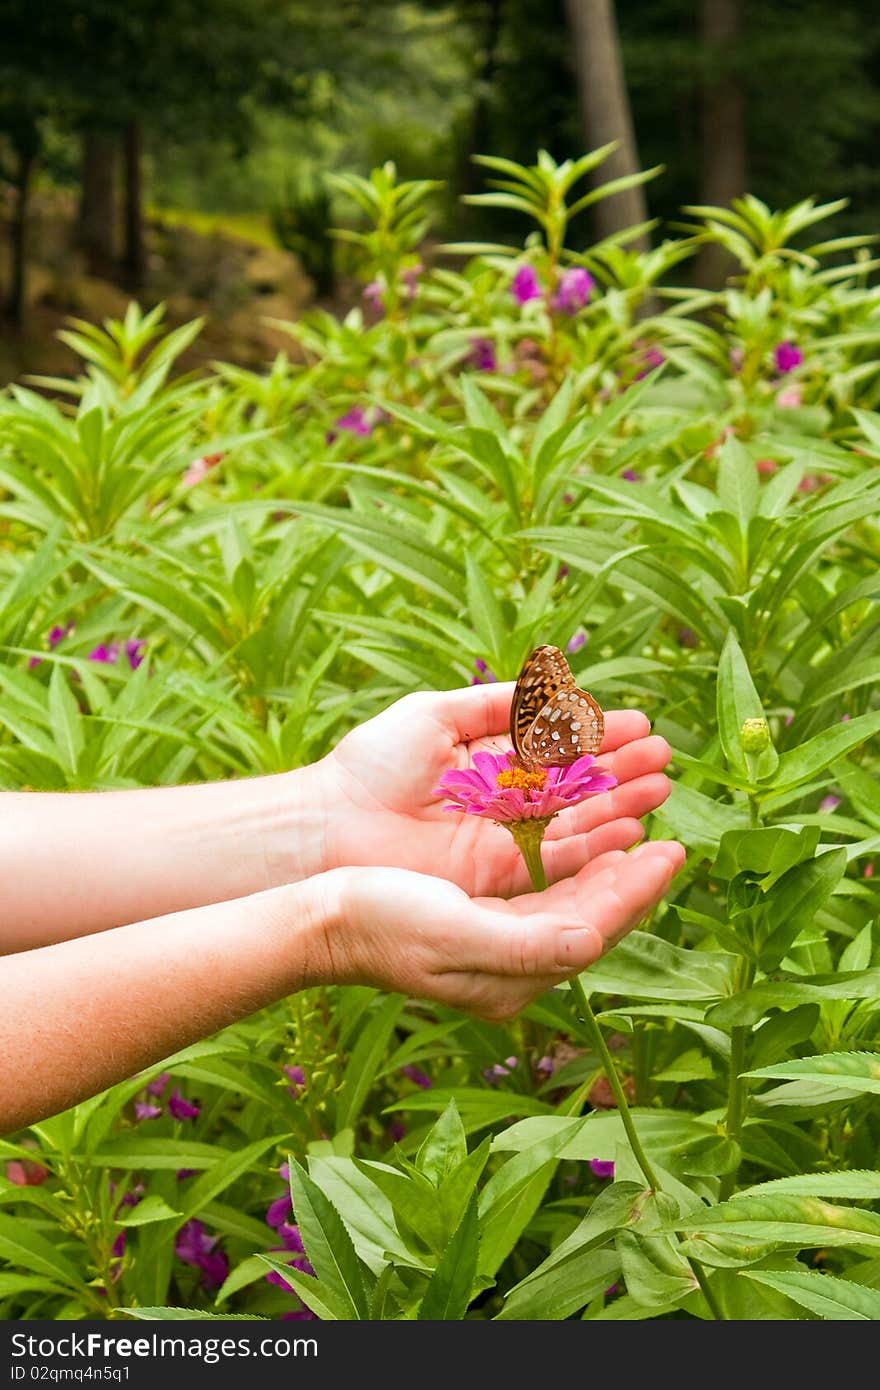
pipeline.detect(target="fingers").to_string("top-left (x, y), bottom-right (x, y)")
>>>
top-left (545, 770), bottom-right (671, 840)
top-left (459, 840), bottom-right (684, 979)
top-left (599, 710), bottom-right (651, 751)
top-left (424, 682), bottom-right (516, 741)
top-left (420, 685), bottom-right (655, 752)
top-left (594, 733), bottom-right (671, 783)
top-left (541, 817), bottom-right (646, 883)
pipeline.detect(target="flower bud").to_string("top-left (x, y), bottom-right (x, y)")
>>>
top-left (741, 717), bottom-right (770, 752)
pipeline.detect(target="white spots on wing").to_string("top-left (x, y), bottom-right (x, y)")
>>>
top-left (551, 730), bottom-right (560, 741)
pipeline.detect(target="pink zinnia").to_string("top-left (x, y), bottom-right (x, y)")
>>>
top-left (435, 749), bottom-right (615, 825)
top-left (511, 264), bottom-right (542, 305)
top-left (467, 337), bottom-right (498, 372)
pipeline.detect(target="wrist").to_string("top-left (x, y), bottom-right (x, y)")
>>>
top-left (275, 866), bottom-right (354, 989)
top-left (252, 763), bottom-right (330, 887)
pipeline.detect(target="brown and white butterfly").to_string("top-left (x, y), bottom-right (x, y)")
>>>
top-left (510, 645), bottom-right (604, 769)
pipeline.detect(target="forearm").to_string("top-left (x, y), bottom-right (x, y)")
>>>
top-left (0, 873), bottom-right (339, 1134)
top-left (0, 767), bottom-right (327, 951)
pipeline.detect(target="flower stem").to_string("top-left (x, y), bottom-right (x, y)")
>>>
top-left (514, 829), bottom-right (726, 1321)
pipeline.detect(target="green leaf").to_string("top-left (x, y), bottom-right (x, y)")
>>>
top-left (286, 1157), bottom-right (371, 1319)
top-left (774, 712), bottom-right (880, 792)
top-left (582, 933), bottom-right (738, 1001)
top-left (116, 1195), bottom-right (180, 1227)
top-left (128, 1307), bottom-right (269, 1321)
top-left (177, 1135), bottom-right (285, 1222)
top-left (478, 1119), bottom-right (584, 1276)
top-left (336, 995), bottom-right (405, 1130)
top-left (717, 435), bottom-right (760, 530)
top-left (759, 848), bottom-right (847, 970)
top-left (741, 1269), bottom-right (880, 1320)
top-left (417, 1198), bottom-right (480, 1320)
top-left (745, 1051), bottom-right (880, 1097)
top-left (740, 1172), bottom-right (880, 1201)
top-left (0, 1212), bottom-right (82, 1290)
top-left (496, 1248), bottom-right (620, 1321)
top-left (675, 1194), bottom-right (880, 1252)
top-left (48, 663), bottom-right (83, 777)
top-left (416, 1099), bottom-right (468, 1186)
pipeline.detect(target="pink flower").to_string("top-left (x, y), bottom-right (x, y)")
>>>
top-left (566, 631), bottom-right (586, 654)
top-left (483, 1055), bottom-right (518, 1085)
top-left (146, 1072), bottom-right (170, 1098)
top-left (470, 657), bottom-right (499, 686)
top-left (435, 750), bottom-right (615, 824)
top-left (865, 862), bottom-right (874, 879)
top-left (182, 451), bottom-right (224, 488)
top-left (267, 1194), bottom-right (292, 1229)
top-left (175, 1220), bottom-right (228, 1290)
top-left (125, 639), bottom-right (146, 671)
top-left (774, 341), bottom-right (803, 374)
top-left (511, 265), bottom-right (542, 304)
top-left (621, 468), bottom-right (641, 482)
top-left (168, 1089), bottom-right (200, 1121)
top-left (551, 267), bottom-right (594, 315)
top-left (265, 1222), bottom-right (315, 1292)
top-left (776, 383), bottom-right (803, 409)
top-left (134, 1103), bottom-right (162, 1122)
top-left (6, 1158), bottom-right (48, 1187)
top-left (285, 1064), bottom-right (306, 1096)
top-left (401, 262), bottom-right (423, 299)
top-left (388, 1119), bottom-right (407, 1143)
top-left (466, 337), bottom-right (497, 372)
top-left (757, 459), bottom-right (778, 476)
top-left (363, 279), bottom-right (385, 311)
top-left (729, 346), bottom-right (745, 373)
top-left (89, 643), bottom-right (120, 665)
top-left (325, 406), bottom-right (387, 445)
top-left (634, 346), bottom-right (665, 379)
top-left (590, 1159), bottom-right (615, 1179)
top-left (819, 794), bottom-right (841, 813)
top-left (28, 620), bottom-right (74, 669)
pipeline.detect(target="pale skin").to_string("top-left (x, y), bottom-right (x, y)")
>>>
top-left (0, 682), bottom-right (684, 1133)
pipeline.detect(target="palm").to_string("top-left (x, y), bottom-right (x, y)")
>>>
top-left (318, 684), bottom-right (673, 896)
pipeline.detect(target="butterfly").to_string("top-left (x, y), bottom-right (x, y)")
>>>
top-left (510, 645), bottom-right (604, 769)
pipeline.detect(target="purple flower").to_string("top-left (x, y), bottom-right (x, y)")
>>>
top-left (175, 1219), bottom-right (228, 1290)
top-left (388, 1119), bottom-right (407, 1144)
top-left (621, 468), bottom-right (641, 482)
top-left (267, 1195), bottom-right (292, 1229)
top-left (89, 642), bottom-right (121, 665)
top-left (134, 1102), bottom-right (162, 1122)
top-left (146, 1072), bottom-right (169, 1098)
top-left (511, 264), bottom-right (542, 305)
top-left (551, 267), bottom-right (594, 315)
top-left (729, 346), bottom-right (745, 373)
top-left (281, 1308), bottom-right (318, 1321)
top-left (110, 1230), bottom-right (126, 1260)
top-left (363, 279), bottom-right (384, 312)
top-left (677, 627), bottom-right (698, 649)
top-left (634, 346), bottom-right (665, 379)
top-left (535, 1055), bottom-right (555, 1077)
top-left (774, 341), bottom-right (803, 374)
top-left (435, 750), bottom-right (615, 825)
top-left (470, 657), bottom-right (499, 687)
top-left (265, 1224), bottom-right (314, 1293)
top-left (401, 263), bottom-right (423, 299)
top-left (284, 1065), bottom-right (306, 1097)
top-left (176, 1169), bottom-right (197, 1181)
top-left (566, 631), bottom-right (586, 655)
top-left (125, 639), bottom-right (146, 671)
top-left (325, 406), bottom-right (374, 445)
top-left (819, 794), bottom-right (841, 813)
top-left (167, 1089), bottom-right (200, 1121)
top-left (590, 1159), bottom-right (615, 1179)
top-left (29, 622), bottom-right (74, 669)
top-left (400, 1064), bottom-right (432, 1090)
top-left (466, 337), bottom-right (497, 372)
top-left (483, 1055), bottom-right (519, 1085)
top-left (278, 1223), bottom-right (306, 1254)
top-left (279, 1163), bottom-right (290, 1184)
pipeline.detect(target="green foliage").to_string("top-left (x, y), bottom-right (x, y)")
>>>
top-left (1, 152), bottom-right (879, 1321)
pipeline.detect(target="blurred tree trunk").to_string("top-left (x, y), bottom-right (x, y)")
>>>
top-left (78, 130), bottom-right (118, 277)
top-left (694, 0), bottom-right (747, 287)
top-left (122, 120), bottom-right (145, 292)
top-left (563, 0), bottom-right (649, 248)
top-left (7, 142), bottom-right (35, 328)
top-left (459, 0), bottom-right (505, 197)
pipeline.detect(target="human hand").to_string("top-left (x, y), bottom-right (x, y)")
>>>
top-left (312, 682), bottom-right (674, 896)
top-left (313, 841), bottom-right (685, 1021)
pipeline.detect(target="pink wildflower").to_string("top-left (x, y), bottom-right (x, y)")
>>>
top-left (511, 265), bottom-right (542, 304)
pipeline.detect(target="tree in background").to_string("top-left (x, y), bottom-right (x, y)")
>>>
top-left (564, 0), bottom-right (649, 244)
top-left (694, 0), bottom-right (747, 285)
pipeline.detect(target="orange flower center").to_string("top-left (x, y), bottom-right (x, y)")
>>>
top-left (495, 766), bottom-right (548, 792)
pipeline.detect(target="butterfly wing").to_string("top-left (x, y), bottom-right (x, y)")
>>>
top-left (510, 645), bottom-right (572, 763)
top-left (511, 645), bottom-right (604, 766)
top-left (523, 686), bottom-right (604, 764)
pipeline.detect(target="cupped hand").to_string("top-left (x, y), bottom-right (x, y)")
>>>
top-left (317, 841), bottom-right (685, 1021)
top-left (313, 682), bottom-right (674, 896)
